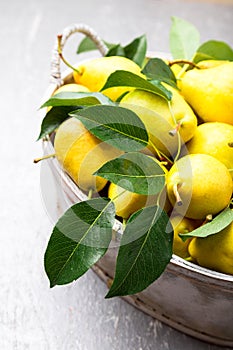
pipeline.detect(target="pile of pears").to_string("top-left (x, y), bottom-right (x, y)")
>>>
top-left (51, 53), bottom-right (233, 275)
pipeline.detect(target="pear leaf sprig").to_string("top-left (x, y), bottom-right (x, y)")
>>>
top-left (44, 104), bottom-right (172, 296)
top-left (38, 16), bottom-right (233, 298)
top-left (37, 70), bottom-right (173, 141)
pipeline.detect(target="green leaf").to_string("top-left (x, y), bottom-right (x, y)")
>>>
top-left (179, 208), bottom-right (233, 241)
top-left (40, 91), bottom-right (114, 108)
top-left (95, 152), bottom-right (166, 195)
top-left (101, 70), bottom-right (172, 101)
top-left (170, 16), bottom-right (200, 60)
top-left (76, 35), bottom-right (147, 66)
top-left (76, 37), bottom-right (115, 54)
top-left (105, 205), bottom-right (173, 298)
top-left (106, 44), bottom-right (125, 57)
top-left (105, 35), bottom-right (147, 67)
top-left (37, 106), bottom-right (77, 140)
top-left (124, 35), bottom-right (147, 67)
top-left (193, 40), bottom-right (233, 63)
top-left (142, 58), bottom-right (177, 89)
top-left (44, 198), bottom-right (115, 287)
top-left (70, 105), bottom-right (149, 152)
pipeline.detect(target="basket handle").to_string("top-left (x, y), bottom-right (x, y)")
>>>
top-left (50, 23), bottom-right (108, 86)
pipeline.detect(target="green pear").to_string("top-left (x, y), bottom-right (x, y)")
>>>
top-left (196, 59), bottom-right (230, 69)
top-left (189, 221), bottom-right (233, 275)
top-left (108, 182), bottom-right (171, 219)
top-left (73, 56), bottom-right (145, 101)
top-left (120, 86), bottom-right (197, 158)
top-left (179, 62), bottom-right (233, 125)
top-left (54, 117), bottom-right (123, 193)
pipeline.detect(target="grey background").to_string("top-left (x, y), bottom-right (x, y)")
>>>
top-left (1, 0), bottom-right (233, 349)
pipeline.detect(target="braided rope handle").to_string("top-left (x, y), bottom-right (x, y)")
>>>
top-left (50, 23), bottom-right (108, 86)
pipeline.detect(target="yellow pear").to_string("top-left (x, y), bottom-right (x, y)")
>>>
top-left (166, 154), bottom-right (232, 219)
top-left (170, 214), bottom-right (201, 259)
top-left (186, 122), bottom-right (233, 179)
top-left (53, 83), bottom-right (90, 94)
top-left (73, 56), bottom-right (145, 101)
top-left (121, 86), bottom-right (197, 157)
top-left (47, 83), bottom-right (90, 112)
top-left (170, 63), bottom-right (183, 77)
top-left (188, 221), bottom-right (233, 275)
top-left (179, 62), bottom-right (233, 125)
top-left (196, 59), bottom-right (230, 69)
top-left (108, 183), bottom-right (171, 219)
top-left (54, 117), bottom-right (123, 193)
top-left (108, 184), bottom-right (148, 219)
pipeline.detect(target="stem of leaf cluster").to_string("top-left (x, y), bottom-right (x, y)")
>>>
top-left (57, 34), bottom-right (81, 75)
top-left (155, 187), bottom-right (163, 208)
top-left (122, 218), bottom-right (127, 229)
top-left (176, 63), bottom-right (190, 80)
top-left (88, 188), bottom-right (93, 199)
top-left (168, 101), bottom-right (182, 163)
top-left (148, 141), bottom-right (173, 166)
top-left (111, 188), bottom-right (127, 202)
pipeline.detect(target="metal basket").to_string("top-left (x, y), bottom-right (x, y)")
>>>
top-left (41, 24), bottom-right (233, 347)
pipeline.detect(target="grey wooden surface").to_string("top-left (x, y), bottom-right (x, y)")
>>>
top-left (1, 0), bottom-right (233, 349)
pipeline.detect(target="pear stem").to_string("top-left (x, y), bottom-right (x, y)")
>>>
top-left (185, 256), bottom-right (194, 262)
top-left (205, 214), bottom-right (213, 222)
top-left (57, 34), bottom-right (81, 75)
top-left (228, 142), bottom-right (233, 148)
top-left (173, 183), bottom-right (182, 206)
top-left (169, 121), bottom-right (181, 136)
top-left (33, 153), bottom-right (56, 163)
top-left (200, 214), bottom-right (213, 227)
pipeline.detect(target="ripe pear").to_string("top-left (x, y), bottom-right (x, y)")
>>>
top-left (188, 221), bottom-right (233, 275)
top-left (166, 154), bottom-right (232, 220)
top-left (121, 86), bottom-right (197, 157)
top-left (186, 122), bottom-right (233, 179)
top-left (179, 62), bottom-right (233, 125)
top-left (196, 59), bottom-right (230, 69)
top-left (46, 83), bottom-right (90, 112)
top-left (54, 117), bottom-right (123, 193)
top-left (170, 214), bottom-right (201, 259)
top-left (108, 182), bottom-right (171, 219)
top-left (53, 83), bottom-right (90, 94)
top-left (73, 56), bottom-right (145, 101)
top-left (108, 184), bottom-right (148, 219)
